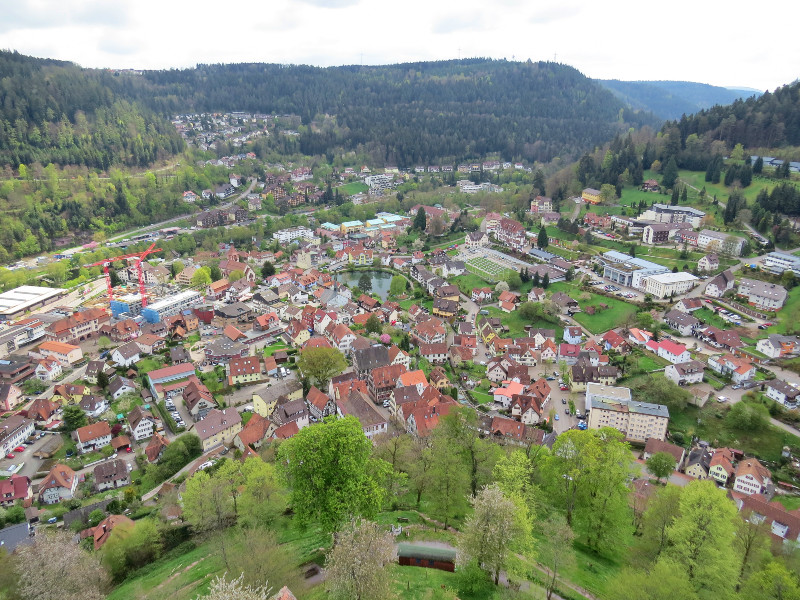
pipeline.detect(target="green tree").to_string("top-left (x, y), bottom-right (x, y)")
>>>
top-left (209, 264), bottom-right (222, 281)
top-left (428, 427), bottom-right (470, 527)
top-left (726, 402), bottom-right (769, 431)
top-left (358, 272), bottom-right (372, 292)
top-left (97, 335), bottom-right (112, 350)
top-left (634, 484), bottom-right (682, 565)
top-left (662, 157), bottom-right (679, 188)
top-left (296, 346), bottom-right (347, 389)
top-left (389, 275), bottom-right (407, 296)
top-left (101, 519), bottom-right (163, 582)
top-left (171, 260), bottom-right (184, 278)
top-left (87, 509), bottom-right (104, 528)
top-left (325, 519), bottom-right (395, 600)
top-left (277, 416), bottom-right (390, 533)
top-left (740, 561), bottom-right (800, 600)
top-left (646, 452), bottom-right (676, 483)
top-left (537, 226), bottom-right (549, 249)
top-left (664, 480), bottom-right (738, 598)
top-left (228, 269), bottom-right (245, 283)
top-left (413, 207), bottom-right (427, 232)
top-left (599, 183), bottom-right (618, 204)
top-left (505, 272), bottom-right (522, 291)
top-left (609, 559), bottom-right (698, 600)
top-left (191, 266), bottom-right (212, 287)
top-left (365, 314), bottom-right (382, 335)
top-left (542, 272), bottom-right (550, 288)
top-left (96, 371), bottom-right (109, 390)
top-left (538, 514), bottom-right (575, 600)
top-left (62, 405), bottom-right (88, 432)
top-left (260, 261), bottom-right (275, 278)
top-left (457, 485), bottom-right (530, 585)
top-left (238, 457), bottom-right (286, 528)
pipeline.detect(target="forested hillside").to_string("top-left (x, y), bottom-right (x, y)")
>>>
top-left (599, 80), bottom-right (756, 120)
top-left (1, 52), bottom-right (657, 170)
top-left (668, 80), bottom-right (800, 149)
top-left (0, 51), bottom-right (184, 169)
top-left (130, 59), bottom-right (657, 165)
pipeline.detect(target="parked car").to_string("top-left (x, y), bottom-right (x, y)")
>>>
top-left (554, 414), bottom-right (560, 421)
top-left (13, 446), bottom-right (24, 452)
top-left (717, 396), bottom-right (728, 403)
top-left (561, 398), bottom-right (567, 405)
top-left (4, 453), bottom-right (13, 459)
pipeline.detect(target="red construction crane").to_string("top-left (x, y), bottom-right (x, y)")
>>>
top-left (86, 242), bottom-right (163, 308)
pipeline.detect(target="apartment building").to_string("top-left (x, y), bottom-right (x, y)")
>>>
top-left (586, 383), bottom-right (669, 442)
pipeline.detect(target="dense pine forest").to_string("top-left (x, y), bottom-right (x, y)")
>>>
top-left (1, 52), bottom-right (658, 169)
top-left (666, 80), bottom-right (800, 152)
top-left (0, 51), bottom-right (184, 169)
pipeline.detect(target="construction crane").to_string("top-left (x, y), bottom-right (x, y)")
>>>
top-left (86, 242), bottom-right (163, 308)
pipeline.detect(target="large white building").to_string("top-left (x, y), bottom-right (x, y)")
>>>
top-left (737, 278), bottom-right (788, 310)
top-left (141, 290), bottom-right (202, 323)
top-left (697, 230), bottom-right (746, 256)
top-left (644, 272), bottom-right (699, 298)
top-left (272, 226), bottom-right (314, 245)
top-left (639, 203), bottom-right (705, 227)
top-left (762, 251), bottom-right (800, 277)
top-left (586, 383), bottom-right (670, 442)
top-left (599, 251), bottom-right (669, 290)
top-left (0, 286), bottom-right (67, 321)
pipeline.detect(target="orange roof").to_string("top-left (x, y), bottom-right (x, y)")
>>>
top-left (39, 340), bottom-right (80, 354)
top-left (76, 421), bottom-right (111, 442)
top-left (273, 421), bottom-right (299, 439)
top-left (399, 370), bottom-right (428, 388)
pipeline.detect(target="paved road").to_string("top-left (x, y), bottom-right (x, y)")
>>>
top-left (109, 179), bottom-right (256, 242)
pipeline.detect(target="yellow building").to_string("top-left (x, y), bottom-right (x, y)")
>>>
top-left (581, 188), bottom-right (601, 205)
top-left (339, 220), bottom-right (364, 235)
top-left (196, 408), bottom-right (242, 452)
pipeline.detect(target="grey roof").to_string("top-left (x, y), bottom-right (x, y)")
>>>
top-left (93, 459), bottom-right (129, 484)
top-left (353, 344), bottom-right (390, 373)
top-left (671, 360), bottom-right (705, 375)
top-left (739, 278), bottom-right (788, 303)
top-left (664, 310), bottom-right (700, 328)
top-left (766, 379), bottom-right (800, 399)
top-left (0, 523), bottom-right (33, 554)
top-left (108, 376), bottom-right (136, 396)
top-left (114, 341), bottom-right (140, 360)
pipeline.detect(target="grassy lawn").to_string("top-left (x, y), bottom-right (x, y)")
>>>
top-left (337, 181), bottom-right (368, 195)
top-left (668, 401), bottom-right (800, 463)
top-left (483, 306), bottom-right (562, 340)
top-left (694, 307), bottom-right (732, 330)
top-left (636, 353), bottom-right (668, 372)
top-left (548, 282), bottom-right (636, 335)
top-left (768, 285), bottom-right (800, 336)
top-left (135, 356), bottom-right (166, 373)
top-left (704, 374), bottom-right (727, 391)
top-left (263, 341), bottom-right (289, 356)
top-left (775, 496), bottom-right (800, 510)
top-left (451, 272), bottom-right (491, 296)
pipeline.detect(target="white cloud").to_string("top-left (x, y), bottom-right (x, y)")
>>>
top-left (1, 0), bottom-right (799, 90)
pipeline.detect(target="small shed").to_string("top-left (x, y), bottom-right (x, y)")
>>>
top-left (397, 543), bottom-right (456, 572)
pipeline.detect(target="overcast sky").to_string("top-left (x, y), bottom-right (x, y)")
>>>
top-left (3, 0), bottom-right (798, 91)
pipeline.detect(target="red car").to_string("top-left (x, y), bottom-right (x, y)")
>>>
top-left (13, 446), bottom-right (24, 452)
top-left (125, 447), bottom-right (133, 453)
top-left (5, 453), bottom-right (14, 459)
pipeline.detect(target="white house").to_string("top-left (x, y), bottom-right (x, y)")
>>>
top-left (756, 335), bottom-right (797, 359)
top-left (108, 376), bottom-right (137, 400)
top-left (127, 406), bottom-right (156, 441)
top-left (765, 380), bottom-right (800, 409)
top-left (733, 458), bottom-right (772, 496)
top-left (704, 270), bottom-right (735, 298)
top-left (738, 279), bottom-right (788, 311)
top-left (648, 340), bottom-right (691, 364)
top-left (35, 358), bottom-right (62, 382)
top-left (38, 464), bottom-right (78, 504)
top-left (79, 395), bottom-right (109, 419)
top-left (564, 326), bottom-right (583, 345)
top-left (664, 360), bottom-right (705, 386)
top-left (74, 421), bottom-right (112, 454)
top-left (111, 341), bottom-right (141, 368)
top-left (707, 354), bottom-right (756, 384)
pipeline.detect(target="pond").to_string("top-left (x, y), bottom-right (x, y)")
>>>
top-left (334, 270), bottom-right (394, 301)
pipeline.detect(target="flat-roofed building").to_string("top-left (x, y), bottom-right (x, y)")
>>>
top-left (639, 203), bottom-right (705, 227)
top-left (643, 272), bottom-right (699, 299)
top-left (586, 383), bottom-right (669, 442)
top-left (0, 286), bottom-right (67, 321)
top-left (599, 251), bottom-right (669, 290)
top-left (141, 290), bottom-right (202, 323)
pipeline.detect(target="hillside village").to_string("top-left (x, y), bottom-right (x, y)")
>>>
top-left (2, 154), bottom-right (800, 598)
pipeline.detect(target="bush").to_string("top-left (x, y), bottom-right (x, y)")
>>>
top-left (726, 402), bottom-right (769, 431)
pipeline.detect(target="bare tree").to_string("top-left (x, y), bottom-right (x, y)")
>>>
top-left (325, 519), bottom-right (396, 600)
top-left (538, 514), bottom-right (576, 600)
top-left (15, 532), bottom-right (109, 600)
